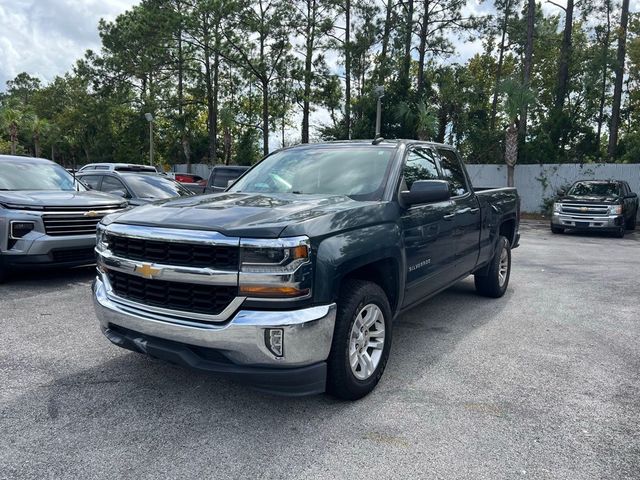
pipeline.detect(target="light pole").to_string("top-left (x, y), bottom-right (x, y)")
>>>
top-left (373, 86), bottom-right (384, 138)
top-left (145, 113), bottom-right (154, 166)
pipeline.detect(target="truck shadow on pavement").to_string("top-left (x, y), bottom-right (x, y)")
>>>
top-left (3, 277), bottom-right (512, 477)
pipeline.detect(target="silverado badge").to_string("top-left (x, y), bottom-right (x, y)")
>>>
top-left (135, 263), bottom-right (161, 279)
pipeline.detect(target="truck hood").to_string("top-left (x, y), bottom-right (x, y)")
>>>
top-left (0, 190), bottom-right (125, 208)
top-left (109, 192), bottom-right (391, 238)
top-left (561, 194), bottom-right (621, 204)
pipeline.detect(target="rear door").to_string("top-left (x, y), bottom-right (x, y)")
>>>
top-left (436, 148), bottom-right (482, 276)
top-left (401, 146), bottom-right (459, 307)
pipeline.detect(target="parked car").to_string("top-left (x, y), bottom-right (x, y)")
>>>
top-left (551, 180), bottom-right (638, 237)
top-left (79, 163), bottom-right (159, 174)
top-left (76, 171), bottom-right (194, 206)
top-left (0, 155), bottom-right (127, 282)
top-left (92, 140), bottom-right (519, 399)
top-left (171, 173), bottom-right (205, 184)
top-left (201, 165), bottom-right (249, 194)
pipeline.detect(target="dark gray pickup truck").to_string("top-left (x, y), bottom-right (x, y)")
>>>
top-left (93, 140), bottom-right (519, 399)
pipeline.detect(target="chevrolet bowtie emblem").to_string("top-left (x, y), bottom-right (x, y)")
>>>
top-left (84, 210), bottom-right (99, 217)
top-left (135, 263), bottom-right (161, 279)
top-left (580, 207), bottom-right (588, 212)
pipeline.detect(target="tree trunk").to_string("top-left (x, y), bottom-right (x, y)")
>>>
top-left (436, 107), bottom-right (447, 143)
top-left (518, 0), bottom-right (535, 158)
top-left (417, 0), bottom-right (429, 94)
top-left (401, 0), bottom-right (414, 88)
top-left (262, 77), bottom-right (269, 155)
top-left (608, 0), bottom-right (630, 159)
top-left (345, 0), bottom-right (351, 139)
top-left (554, 0), bottom-right (574, 110)
top-left (212, 32), bottom-right (220, 162)
top-left (10, 124), bottom-right (17, 155)
top-left (301, 0), bottom-right (315, 144)
top-left (203, 13), bottom-right (215, 168)
top-left (490, 0), bottom-right (511, 130)
top-left (505, 123), bottom-right (518, 187)
top-left (596, 1), bottom-right (611, 153)
top-left (378, 0), bottom-right (394, 84)
top-left (34, 134), bottom-right (40, 158)
top-left (224, 128), bottom-right (231, 165)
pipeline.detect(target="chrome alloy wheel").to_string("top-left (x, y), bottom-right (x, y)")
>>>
top-left (349, 303), bottom-right (386, 380)
top-left (498, 247), bottom-right (509, 287)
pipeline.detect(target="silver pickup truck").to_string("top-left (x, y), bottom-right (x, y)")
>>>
top-left (0, 155), bottom-right (127, 282)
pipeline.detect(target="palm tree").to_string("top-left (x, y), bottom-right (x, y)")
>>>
top-left (24, 114), bottom-right (49, 157)
top-left (0, 107), bottom-right (23, 155)
top-left (500, 79), bottom-right (535, 186)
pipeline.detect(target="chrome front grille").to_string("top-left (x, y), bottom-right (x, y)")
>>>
top-left (43, 206), bottom-right (123, 236)
top-left (560, 203), bottom-right (609, 217)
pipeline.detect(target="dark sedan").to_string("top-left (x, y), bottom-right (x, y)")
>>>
top-left (77, 172), bottom-right (194, 206)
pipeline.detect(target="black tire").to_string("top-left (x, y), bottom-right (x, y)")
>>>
top-left (551, 226), bottom-right (564, 234)
top-left (615, 226), bottom-right (625, 238)
top-left (327, 279), bottom-right (392, 401)
top-left (474, 236), bottom-right (511, 298)
top-left (0, 258), bottom-right (6, 284)
top-left (626, 212), bottom-right (636, 230)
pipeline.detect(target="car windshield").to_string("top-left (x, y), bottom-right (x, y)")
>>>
top-left (0, 160), bottom-right (81, 191)
top-left (229, 146), bottom-right (396, 200)
top-left (569, 182), bottom-right (620, 197)
top-left (124, 174), bottom-right (193, 199)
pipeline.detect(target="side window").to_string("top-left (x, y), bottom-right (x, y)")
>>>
top-left (437, 149), bottom-right (469, 197)
top-left (80, 175), bottom-right (101, 190)
top-left (213, 171), bottom-right (232, 188)
top-left (402, 148), bottom-right (439, 191)
top-left (101, 176), bottom-right (127, 195)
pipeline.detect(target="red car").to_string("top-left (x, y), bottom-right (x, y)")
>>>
top-left (173, 173), bottom-right (205, 184)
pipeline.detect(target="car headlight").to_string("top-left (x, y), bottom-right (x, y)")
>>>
top-left (239, 237), bottom-right (312, 299)
top-left (608, 205), bottom-right (622, 215)
top-left (553, 202), bottom-right (562, 213)
top-left (96, 223), bottom-right (108, 252)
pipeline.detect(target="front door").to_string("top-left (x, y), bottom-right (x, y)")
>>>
top-left (401, 147), bottom-right (459, 307)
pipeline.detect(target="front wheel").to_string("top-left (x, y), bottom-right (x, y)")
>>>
top-left (474, 236), bottom-right (511, 298)
top-left (551, 226), bottom-right (564, 234)
top-left (615, 226), bottom-right (625, 238)
top-left (626, 212), bottom-right (636, 230)
top-left (327, 279), bottom-right (392, 400)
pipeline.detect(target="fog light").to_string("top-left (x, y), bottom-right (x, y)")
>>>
top-left (10, 221), bottom-right (35, 239)
top-left (265, 328), bottom-right (284, 357)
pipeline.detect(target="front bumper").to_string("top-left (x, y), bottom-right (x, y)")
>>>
top-left (0, 234), bottom-right (97, 269)
top-left (551, 213), bottom-right (624, 230)
top-left (93, 275), bottom-right (337, 395)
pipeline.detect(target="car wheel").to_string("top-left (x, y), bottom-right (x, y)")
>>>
top-left (615, 226), bottom-right (625, 238)
top-left (327, 279), bottom-right (392, 401)
top-left (475, 236), bottom-right (511, 298)
top-left (626, 212), bottom-right (636, 230)
top-left (551, 226), bottom-right (564, 234)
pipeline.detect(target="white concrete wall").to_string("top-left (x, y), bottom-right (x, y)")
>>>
top-left (467, 163), bottom-right (640, 213)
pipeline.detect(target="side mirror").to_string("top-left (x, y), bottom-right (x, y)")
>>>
top-left (400, 180), bottom-right (451, 206)
top-left (109, 189), bottom-right (129, 199)
top-left (557, 189), bottom-right (566, 197)
top-left (625, 192), bottom-right (638, 199)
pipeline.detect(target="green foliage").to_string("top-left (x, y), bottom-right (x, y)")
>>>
top-left (0, 0), bottom-right (636, 167)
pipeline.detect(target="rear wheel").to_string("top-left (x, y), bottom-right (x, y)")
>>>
top-left (551, 226), bottom-right (564, 234)
top-left (475, 236), bottom-right (511, 298)
top-left (327, 279), bottom-right (392, 401)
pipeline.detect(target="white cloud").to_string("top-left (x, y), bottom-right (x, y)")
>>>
top-left (0, 0), bottom-right (139, 89)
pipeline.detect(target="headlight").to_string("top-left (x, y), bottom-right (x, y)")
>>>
top-left (96, 224), bottom-right (108, 252)
top-left (239, 237), bottom-right (312, 299)
top-left (553, 202), bottom-right (562, 213)
top-left (608, 205), bottom-right (622, 215)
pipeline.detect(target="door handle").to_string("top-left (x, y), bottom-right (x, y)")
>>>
top-left (457, 208), bottom-right (471, 215)
top-left (469, 208), bottom-right (479, 213)
top-left (443, 213), bottom-right (456, 220)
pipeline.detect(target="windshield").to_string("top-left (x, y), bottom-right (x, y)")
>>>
top-left (124, 174), bottom-right (193, 199)
top-left (0, 160), bottom-right (81, 191)
top-left (569, 182), bottom-right (620, 197)
top-left (229, 146), bottom-right (396, 200)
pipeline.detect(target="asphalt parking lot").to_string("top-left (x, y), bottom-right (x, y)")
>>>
top-left (1, 221), bottom-right (639, 480)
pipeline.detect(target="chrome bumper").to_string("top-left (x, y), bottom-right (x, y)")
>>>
top-left (93, 275), bottom-right (336, 367)
top-left (551, 213), bottom-right (623, 229)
